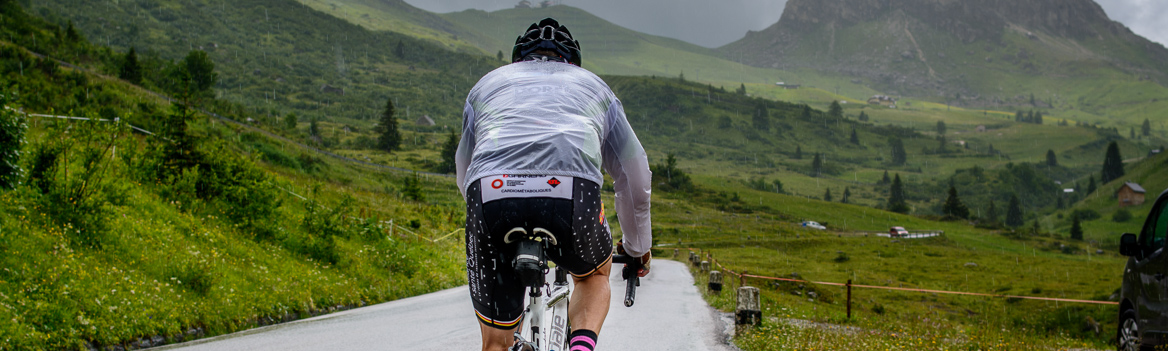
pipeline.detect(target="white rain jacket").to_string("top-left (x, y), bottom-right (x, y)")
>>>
top-left (456, 59), bottom-right (653, 257)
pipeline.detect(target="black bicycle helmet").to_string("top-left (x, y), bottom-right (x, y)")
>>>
top-left (511, 18), bottom-right (581, 66)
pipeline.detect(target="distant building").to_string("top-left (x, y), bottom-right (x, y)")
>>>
top-left (975, 125), bottom-right (987, 132)
top-left (540, 0), bottom-right (552, 8)
top-left (515, 1), bottom-right (531, 8)
top-left (1150, 149), bottom-right (1163, 157)
top-left (1116, 182), bottom-right (1147, 208)
top-left (867, 94), bottom-right (897, 106)
top-left (782, 84), bottom-right (800, 90)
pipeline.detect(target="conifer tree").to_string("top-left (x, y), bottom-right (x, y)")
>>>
top-left (889, 138), bottom-right (907, 165)
top-left (881, 170), bottom-right (890, 184)
top-left (811, 153), bottom-right (823, 177)
top-left (438, 130), bottom-right (458, 173)
top-left (842, 187), bottom-right (851, 204)
top-left (120, 47), bottom-right (142, 85)
top-left (496, 50), bottom-right (503, 61)
top-left (737, 83), bottom-right (746, 95)
top-left (829, 101), bottom-right (843, 118)
top-left (850, 128), bottom-right (860, 145)
top-left (936, 120), bottom-right (946, 135)
top-left (942, 185), bottom-right (969, 219)
top-left (824, 188), bottom-right (833, 202)
top-left (1087, 175), bottom-right (1097, 195)
top-left (1005, 194), bottom-right (1024, 227)
top-left (1143, 118), bottom-right (1153, 137)
top-left (794, 145), bottom-right (802, 160)
top-left (985, 200), bottom-right (998, 224)
top-left (858, 111), bottom-right (869, 122)
top-left (377, 98), bottom-right (401, 152)
top-left (1014, 111), bottom-right (1024, 122)
top-left (1045, 149), bottom-right (1058, 167)
top-left (888, 174), bottom-right (909, 214)
top-left (1101, 141), bottom-right (1124, 183)
top-left (752, 101), bottom-right (770, 131)
top-left (1070, 213), bottom-right (1083, 240)
top-left (1033, 111), bottom-right (1043, 124)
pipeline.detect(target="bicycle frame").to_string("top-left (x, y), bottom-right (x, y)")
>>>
top-left (513, 267), bottom-right (572, 351)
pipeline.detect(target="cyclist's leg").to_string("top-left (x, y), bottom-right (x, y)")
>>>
top-left (465, 179), bottom-right (526, 351)
top-left (546, 178), bottom-right (614, 343)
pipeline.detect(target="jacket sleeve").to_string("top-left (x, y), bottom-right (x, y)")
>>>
top-left (601, 98), bottom-right (653, 258)
top-left (456, 101), bottom-right (475, 197)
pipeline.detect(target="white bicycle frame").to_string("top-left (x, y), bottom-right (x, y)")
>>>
top-left (515, 267), bottom-right (572, 351)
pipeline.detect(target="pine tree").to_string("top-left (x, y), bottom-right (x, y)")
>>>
top-left (1014, 111), bottom-right (1024, 122)
top-left (1087, 175), bottom-right (1097, 195)
top-left (794, 145), bottom-right (803, 160)
top-left (377, 98), bottom-right (401, 152)
top-left (829, 101), bottom-right (843, 119)
top-left (1101, 141), bottom-right (1124, 183)
top-left (120, 47), bottom-right (142, 85)
top-left (842, 187), bottom-right (851, 204)
top-left (496, 50), bottom-right (504, 61)
top-left (942, 185), bottom-right (969, 219)
top-left (850, 128), bottom-right (860, 145)
top-left (1005, 194), bottom-right (1024, 227)
top-left (1131, 127), bottom-right (1136, 139)
top-left (65, 20), bottom-right (81, 42)
top-left (752, 101), bottom-right (770, 131)
top-left (1031, 220), bottom-right (1041, 234)
top-left (1143, 118), bottom-right (1153, 137)
top-left (1026, 110), bottom-right (1034, 123)
top-left (309, 118), bottom-right (320, 137)
top-left (811, 153), bottom-right (823, 177)
top-left (395, 40), bottom-right (406, 59)
top-left (881, 170), bottom-right (891, 184)
top-left (888, 174), bottom-right (909, 214)
top-left (936, 120), bottom-right (947, 135)
top-left (737, 83), bottom-right (747, 95)
top-left (1056, 196), bottom-right (1065, 209)
top-left (1033, 111), bottom-right (1043, 125)
top-left (858, 111), bottom-right (869, 122)
top-left (1070, 213), bottom-right (1083, 240)
top-left (438, 130), bottom-right (459, 174)
top-left (824, 188), bottom-right (833, 202)
top-left (1045, 149), bottom-right (1058, 167)
top-left (985, 200), bottom-right (999, 224)
top-left (889, 138), bottom-right (907, 165)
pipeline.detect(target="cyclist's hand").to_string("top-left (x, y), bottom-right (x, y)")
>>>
top-left (615, 241), bottom-right (651, 277)
top-left (636, 250), bottom-right (651, 277)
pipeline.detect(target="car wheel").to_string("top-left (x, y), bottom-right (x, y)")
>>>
top-left (1118, 309), bottom-right (1141, 351)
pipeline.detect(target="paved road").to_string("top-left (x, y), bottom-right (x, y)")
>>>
top-left (156, 260), bottom-right (738, 351)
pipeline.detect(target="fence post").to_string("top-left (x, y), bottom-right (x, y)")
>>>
top-left (846, 279), bottom-right (853, 319)
top-left (673, 248), bottom-right (678, 258)
top-left (700, 261), bottom-right (710, 273)
top-left (709, 271), bottom-right (722, 293)
top-left (736, 286), bottom-right (761, 325)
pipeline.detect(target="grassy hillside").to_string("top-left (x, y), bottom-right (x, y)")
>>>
top-left (289, 0), bottom-right (489, 55)
top-left (1045, 150), bottom-right (1168, 245)
top-left (0, 3), bottom-right (466, 349)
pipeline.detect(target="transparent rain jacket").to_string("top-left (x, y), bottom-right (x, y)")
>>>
top-left (456, 60), bottom-right (653, 257)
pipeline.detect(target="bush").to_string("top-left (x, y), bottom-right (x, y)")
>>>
top-left (833, 251), bottom-right (850, 263)
top-left (1113, 208), bottom-right (1133, 223)
top-left (0, 92), bottom-right (27, 190)
top-left (1071, 209), bottom-right (1101, 221)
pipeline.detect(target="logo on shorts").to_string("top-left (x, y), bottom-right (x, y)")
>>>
top-left (491, 179), bottom-right (504, 189)
top-left (547, 177), bottom-right (561, 188)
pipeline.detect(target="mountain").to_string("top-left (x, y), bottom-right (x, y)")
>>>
top-left (720, 0), bottom-right (1168, 105)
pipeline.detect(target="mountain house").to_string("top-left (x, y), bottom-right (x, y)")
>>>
top-left (1116, 182), bottom-right (1146, 208)
top-left (515, 1), bottom-right (531, 8)
top-left (416, 115), bottom-right (436, 126)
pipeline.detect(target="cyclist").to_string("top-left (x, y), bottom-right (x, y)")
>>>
top-left (456, 17), bottom-right (653, 351)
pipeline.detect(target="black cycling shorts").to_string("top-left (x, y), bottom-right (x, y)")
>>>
top-left (464, 175), bottom-right (613, 330)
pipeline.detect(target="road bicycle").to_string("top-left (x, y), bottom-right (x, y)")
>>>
top-left (505, 227), bottom-right (642, 351)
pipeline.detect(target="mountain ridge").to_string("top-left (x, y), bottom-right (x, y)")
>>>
top-left (721, 0), bottom-right (1168, 98)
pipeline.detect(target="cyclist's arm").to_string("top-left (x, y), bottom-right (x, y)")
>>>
top-left (601, 98), bottom-right (652, 258)
top-left (456, 101), bottom-right (476, 197)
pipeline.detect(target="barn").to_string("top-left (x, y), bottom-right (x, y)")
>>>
top-left (1116, 182), bottom-right (1146, 208)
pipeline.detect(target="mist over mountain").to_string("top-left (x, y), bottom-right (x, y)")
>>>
top-left (720, 0), bottom-right (1168, 98)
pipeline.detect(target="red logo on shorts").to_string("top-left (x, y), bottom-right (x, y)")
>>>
top-left (491, 179), bottom-right (504, 189)
top-left (547, 177), bottom-right (561, 188)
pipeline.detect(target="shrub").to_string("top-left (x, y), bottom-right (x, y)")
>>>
top-left (1113, 208), bottom-right (1133, 223)
top-left (833, 251), bottom-right (850, 263)
top-left (0, 92), bottom-right (27, 190)
top-left (1071, 209), bottom-right (1101, 221)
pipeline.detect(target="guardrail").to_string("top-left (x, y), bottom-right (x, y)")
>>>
top-left (675, 248), bottom-right (1117, 325)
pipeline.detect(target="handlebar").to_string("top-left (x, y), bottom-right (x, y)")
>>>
top-left (611, 254), bottom-right (641, 307)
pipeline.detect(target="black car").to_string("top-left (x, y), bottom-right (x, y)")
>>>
top-left (1118, 189), bottom-right (1168, 351)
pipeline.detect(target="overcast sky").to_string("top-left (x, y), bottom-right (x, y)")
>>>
top-left (404, 0), bottom-right (1166, 49)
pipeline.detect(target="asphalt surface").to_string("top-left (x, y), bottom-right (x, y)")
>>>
top-left (155, 260), bottom-right (739, 351)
